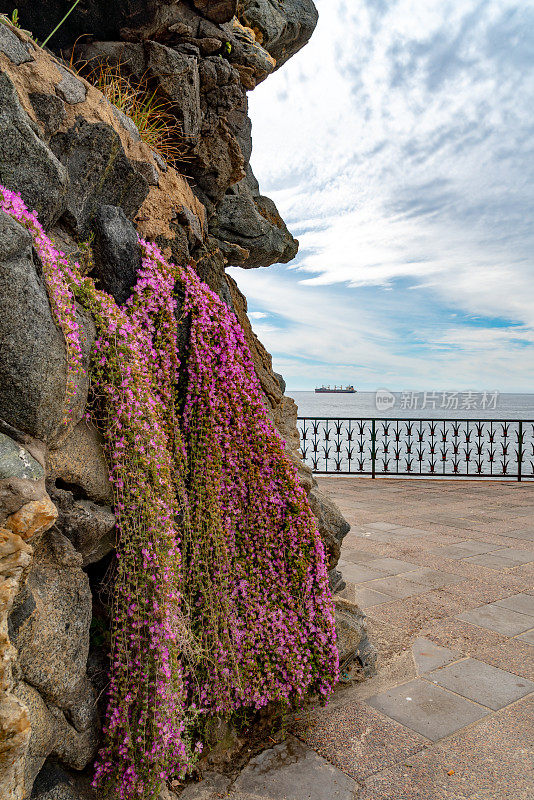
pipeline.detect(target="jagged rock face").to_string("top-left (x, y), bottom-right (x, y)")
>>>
top-left (0, 72), bottom-right (67, 229)
top-left (239, 0), bottom-right (319, 68)
top-left (0, 2), bottom-right (375, 796)
top-left (0, 212), bottom-right (94, 446)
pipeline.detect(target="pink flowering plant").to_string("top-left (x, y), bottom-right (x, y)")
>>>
top-left (0, 186), bottom-right (339, 800)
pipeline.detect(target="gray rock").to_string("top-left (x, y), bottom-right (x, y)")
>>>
top-left (239, 0), bottom-right (319, 69)
top-left (214, 175), bottom-right (298, 267)
top-left (14, 682), bottom-right (58, 792)
top-left (3, 0), bottom-right (162, 51)
top-left (335, 598), bottom-right (378, 682)
top-left (145, 43), bottom-right (201, 139)
top-left (0, 22), bottom-right (34, 64)
top-left (329, 568), bottom-right (345, 595)
top-left (232, 735), bottom-right (358, 799)
top-left (31, 762), bottom-right (80, 800)
top-left (55, 66), bottom-right (87, 105)
top-left (47, 420), bottom-right (113, 505)
top-left (132, 159), bottom-right (159, 186)
top-left (0, 212), bottom-right (93, 444)
top-left (79, 39), bottom-right (202, 140)
top-left (178, 772), bottom-right (232, 799)
top-left (308, 486), bottom-right (350, 571)
top-left (91, 204), bottom-right (143, 304)
top-left (29, 92), bottom-right (67, 138)
top-left (15, 681), bottom-right (98, 798)
top-left (13, 530), bottom-right (98, 726)
top-left (51, 488), bottom-right (116, 566)
top-left (110, 104), bottom-right (141, 142)
top-left (273, 372), bottom-right (286, 394)
top-left (0, 71), bottom-right (67, 228)
top-left (0, 433), bottom-right (44, 481)
top-left (50, 119), bottom-right (149, 237)
top-left (221, 18), bottom-right (277, 84)
top-left (191, 0), bottom-right (237, 24)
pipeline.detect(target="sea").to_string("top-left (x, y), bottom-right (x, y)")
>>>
top-left (291, 391), bottom-right (534, 420)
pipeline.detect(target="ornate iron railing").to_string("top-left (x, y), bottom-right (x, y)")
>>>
top-left (297, 418), bottom-right (534, 480)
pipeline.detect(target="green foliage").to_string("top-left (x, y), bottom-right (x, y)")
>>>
top-left (42, 0), bottom-right (83, 48)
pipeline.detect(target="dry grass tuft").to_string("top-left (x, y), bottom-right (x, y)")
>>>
top-left (80, 58), bottom-right (190, 166)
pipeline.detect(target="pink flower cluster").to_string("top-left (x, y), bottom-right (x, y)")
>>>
top-left (180, 257), bottom-right (339, 713)
top-left (0, 186), bottom-right (339, 800)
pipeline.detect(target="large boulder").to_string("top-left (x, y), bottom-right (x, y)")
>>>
top-left (239, 0), bottom-right (319, 68)
top-left (46, 421), bottom-right (112, 506)
top-left (0, 72), bottom-right (67, 229)
top-left (9, 530), bottom-right (98, 797)
top-left (91, 205), bottom-right (142, 305)
top-left (0, 213), bottom-right (94, 446)
top-left (11, 531), bottom-right (93, 715)
top-left (50, 488), bottom-right (115, 567)
top-left (335, 597), bottom-right (377, 683)
top-left (191, 0), bottom-right (237, 24)
top-left (214, 169), bottom-right (298, 267)
top-left (50, 120), bottom-right (149, 238)
top-left (144, 42), bottom-right (202, 140)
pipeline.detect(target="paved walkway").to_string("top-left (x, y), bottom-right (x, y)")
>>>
top-left (183, 479), bottom-right (534, 800)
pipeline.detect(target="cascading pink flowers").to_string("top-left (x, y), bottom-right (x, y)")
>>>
top-left (0, 186), bottom-right (339, 800)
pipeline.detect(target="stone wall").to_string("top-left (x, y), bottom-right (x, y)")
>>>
top-left (0, 4), bottom-right (375, 797)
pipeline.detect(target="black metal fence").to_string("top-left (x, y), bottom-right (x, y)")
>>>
top-left (297, 418), bottom-right (534, 480)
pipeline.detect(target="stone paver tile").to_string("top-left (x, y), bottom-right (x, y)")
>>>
top-left (458, 602), bottom-right (534, 636)
top-left (386, 526), bottom-right (431, 535)
top-left (494, 593), bottom-right (534, 616)
top-left (361, 530), bottom-right (417, 544)
top-left (442, 579), bottom-right (524, 607)
top-left (427, 657), bottom-right (534, 710)
top-left (492, 547), bottom-right (534, 563)
top-left (360, 575), bottom-right (430, 599)
top-left (366, 521), bottom-right (400, 531)
top-left (516, 629), bottom-right (534, 645)
top-left (338, 563), bottom-right (386, 584)
top-left (399, 568), bottom-right (465, 589)
top-left (341, 550), bottom-right (383, 564)
top-left (292, 700), bottom-right (427, 782)
top-left (366, 679), bottom-right (489, 741)
top-left (472, 639), bottom-right (534, 680)
top-left (368, 591), bottom-right (473, 634)
top-left (432, 540), bottom-right (502, 559)
top-left (412, 638), bottom-right (462, 673)
top-left (463, 551), bottom-right (532, 569)
top-left (339, 584), bottom-right (392, 608)
top-left (424, 617), bottom-right (513, 658)
top-left (509, 562), bottom-right (534, 581)
top-left (497, 528), bottom-right (534, 541)
top-left (231, 736), bottom-right (358, 800)
top-left (364, 557), bottom-right (422, 575)
top-left (358, 695), bottom-right (534, 800)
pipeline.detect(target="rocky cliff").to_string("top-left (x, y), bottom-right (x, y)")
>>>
top-left (0, 3), bottom-right (375, 798)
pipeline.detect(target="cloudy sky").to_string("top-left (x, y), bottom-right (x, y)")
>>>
top-left (228, 0), bottom-right (534, 392)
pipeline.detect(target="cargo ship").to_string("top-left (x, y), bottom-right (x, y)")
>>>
top-left (315, 385), bottom-right (356, 394)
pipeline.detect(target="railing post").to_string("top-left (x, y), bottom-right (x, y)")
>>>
top-left (518, 420), bottom-right (523, 482)
top-left (371, 418), bottom-right (376, 479)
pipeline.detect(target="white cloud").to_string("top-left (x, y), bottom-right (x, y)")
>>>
top-left (234, 0), bottom-right (534, 391)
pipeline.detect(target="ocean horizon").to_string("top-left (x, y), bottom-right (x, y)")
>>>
top-left (290, 391), bottom-right (534, 420)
